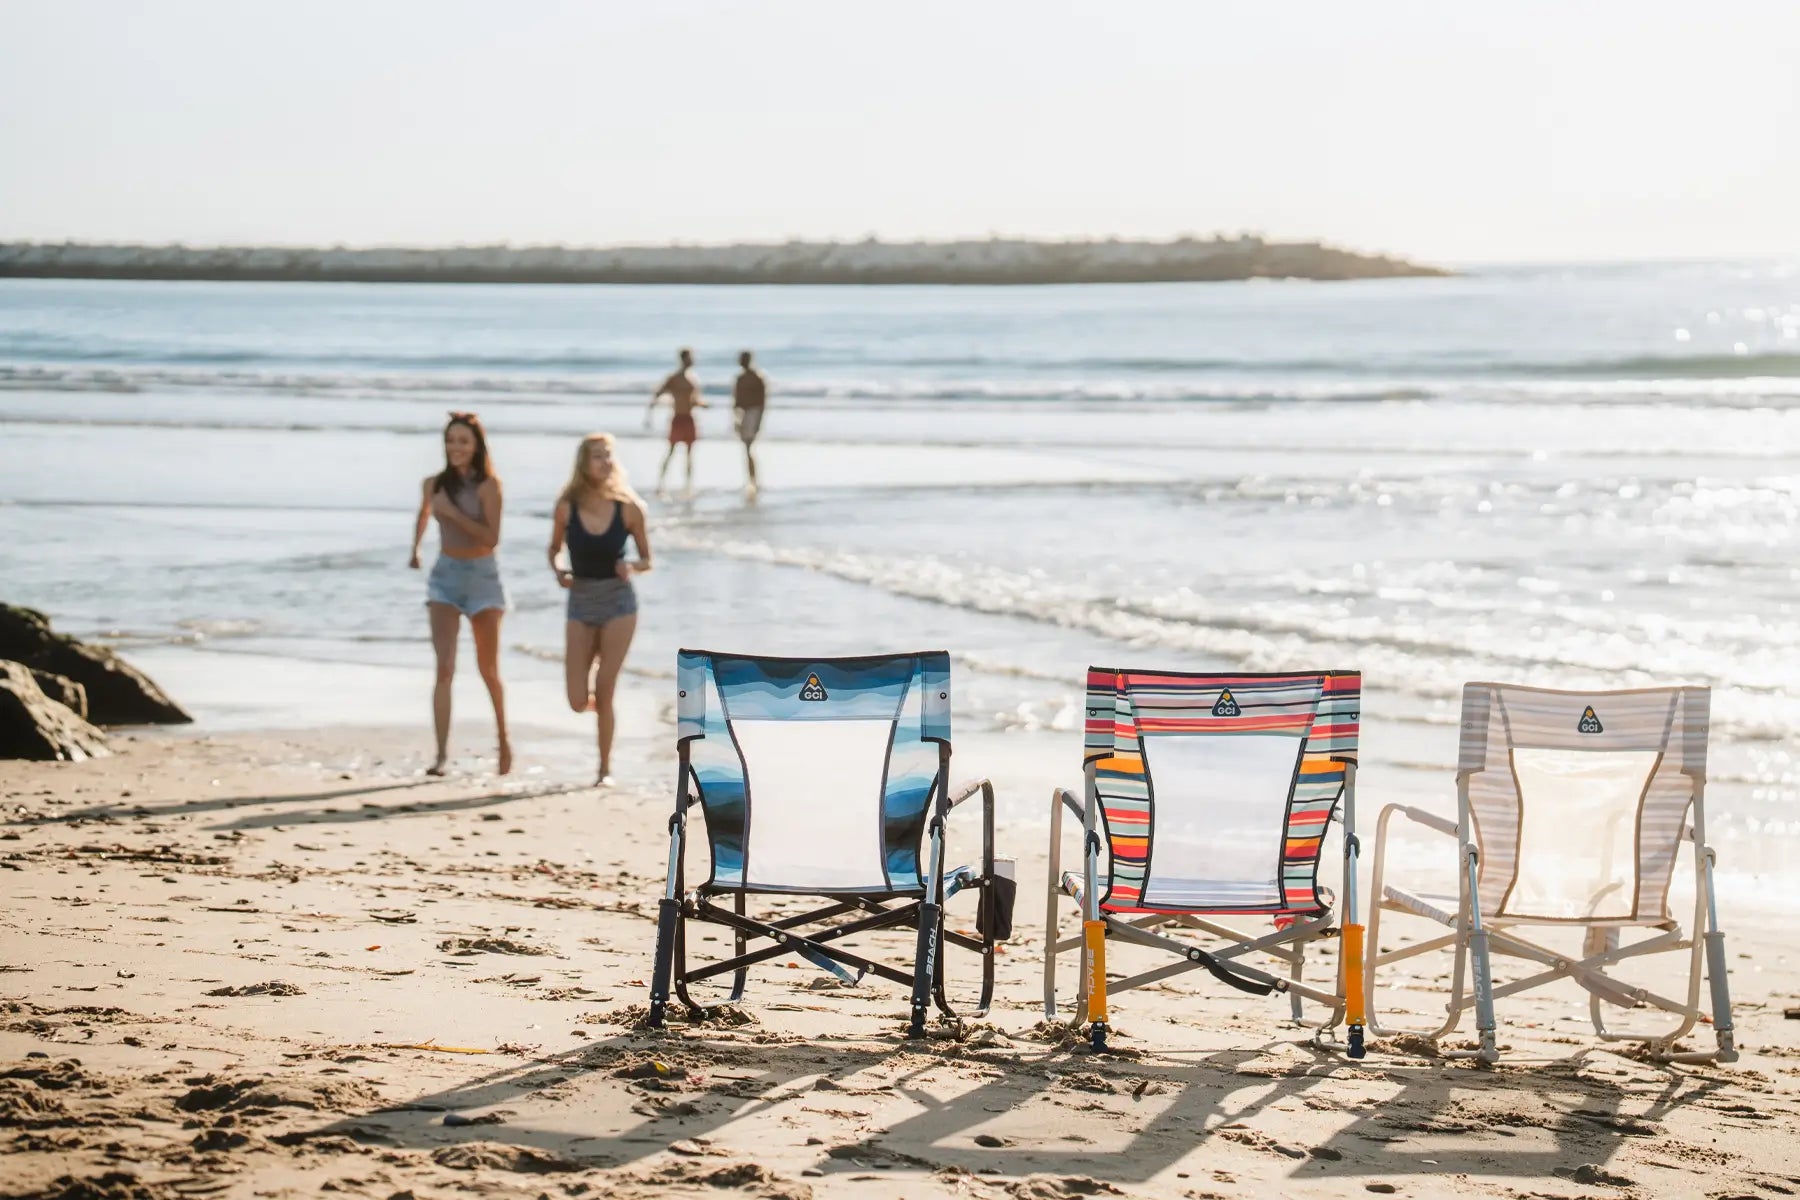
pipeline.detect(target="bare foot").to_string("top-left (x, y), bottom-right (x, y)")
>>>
top-left (497, 741), bottom-right (513, 776)
top-left (596, 772), bottom-right (615, 788)
top-left (426, 757), bottom-right (447, 777)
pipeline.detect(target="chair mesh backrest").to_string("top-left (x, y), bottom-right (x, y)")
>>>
top-left (677, 649), bottom-right (950, 894)
top-left (1083, 669), bottom-right (1359, 914)
top-left (1458, 683), bottom-right (1708, 923)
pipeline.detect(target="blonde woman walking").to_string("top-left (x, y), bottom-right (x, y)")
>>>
top-left (547, 433), bottom-right (652, 784)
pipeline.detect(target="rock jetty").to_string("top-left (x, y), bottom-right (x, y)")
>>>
top-left (0, 236), bottom-right (1447, 286)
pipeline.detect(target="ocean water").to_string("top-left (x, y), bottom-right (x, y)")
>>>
top-left (2, 265), bottom-right (1798, 898)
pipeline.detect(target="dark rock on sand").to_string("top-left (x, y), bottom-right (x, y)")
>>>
top-left (0, 661), bottom-right (110, 762)
top-left (0, 605), bottom-right (189, 725)
top-left (27, 669), bottom-right (88, 719)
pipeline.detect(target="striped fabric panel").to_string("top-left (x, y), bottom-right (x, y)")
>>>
top-left (1311, 673), bottom-right (1361, 763)
top-left (1084, 668), bottom-right (1123, 763)
top-left (1084, 668), bottom-right (1360, 916)
top-left (1098, 751), bottom-right (1151, 909)
top-left (1459, 682), bottom-right (1708, 922)
top-left (1283, 754), bottom-right (1347, 908)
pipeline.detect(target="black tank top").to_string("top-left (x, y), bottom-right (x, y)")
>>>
top-left (567, 501), bottom-right (630, 580)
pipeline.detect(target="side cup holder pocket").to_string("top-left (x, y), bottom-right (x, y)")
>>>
top-left (979, 858), bottom-right (1017, 942)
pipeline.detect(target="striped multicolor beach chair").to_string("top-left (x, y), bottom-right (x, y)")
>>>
top-left (648, 650), bottom-right (1013, 1037)
top-left (1044, 669), bottom-right (1366, 1054)
top-left (1365, 683), bottom-right (1735, 1064)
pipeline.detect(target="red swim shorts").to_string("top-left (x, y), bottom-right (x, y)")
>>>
top-left (668, 413), bottom-right (697, 446)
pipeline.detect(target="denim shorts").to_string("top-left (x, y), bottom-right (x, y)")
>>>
top-left (426, 554), bottom-right (508, 616)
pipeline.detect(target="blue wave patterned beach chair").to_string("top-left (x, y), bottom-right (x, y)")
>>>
top-left (1366, 682), bottom-right (1736, 1064)
top-left (1044, 668), bottom-right (1366, 1055)
top-left (648, 650), bottom-right (1012, 1037)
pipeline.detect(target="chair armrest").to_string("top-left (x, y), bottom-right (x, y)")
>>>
top-left (1381, 803), bottom-right (1456, 837)
top-left (1053, 787), bottom-right (1085, 822)
top-left (945, 778), bottom-right (997, 887)
top-left (949, 777), bottom-right (992, 809)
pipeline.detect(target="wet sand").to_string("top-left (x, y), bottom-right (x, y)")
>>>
top-left (4, 726), bottom-right (1799, 1199)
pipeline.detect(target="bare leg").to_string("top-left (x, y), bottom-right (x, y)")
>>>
top-left (657, 443), bottom-right (676, 495)
top-left (593, 612), bottom-right (638, 782)
top-left (427, 602), bottom-right (460, 774)
top-left (564, 619), bottom-right (600, 712)
top-left (682, 444), bottom-right (695, 497)
top-left (469, 607), bottom-right (511, 775)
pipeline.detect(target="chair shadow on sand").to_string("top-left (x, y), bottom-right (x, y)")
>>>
top-left (210, 781), bottom-right (588, 832)
top-left (286, 1018), bottom-right (1731, 1189)
top-left (9, 778), bottom-right (447, 828)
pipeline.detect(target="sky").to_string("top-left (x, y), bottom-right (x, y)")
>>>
top-left (2, 1), bottom-right (1798, 264)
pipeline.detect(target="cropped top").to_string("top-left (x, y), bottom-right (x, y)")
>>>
top-left (435, 478), bottom-right (488, 555)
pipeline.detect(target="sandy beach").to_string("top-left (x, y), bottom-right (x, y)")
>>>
top-left (4, 722), bottom-right (1798, 1200)
top-left (8, 2), bottom-right (1800, 1194)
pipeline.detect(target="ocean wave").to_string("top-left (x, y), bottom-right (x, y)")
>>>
top-left (0, 362), bottom-right (1440, 407)
top-left (8, 344), bottom-right (1800, 382)
top-left (9, 358), bottom-right (1800, 418)
top-left (1522, 352), bottom-right (1800, 379)
top-left (653, 527), bottom-right (1800, 745)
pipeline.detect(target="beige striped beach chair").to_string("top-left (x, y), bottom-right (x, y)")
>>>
top-left (1365, 682), bottom-right (1735, 1064)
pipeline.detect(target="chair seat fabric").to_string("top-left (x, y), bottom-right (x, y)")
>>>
top-left (1066, 871), bottom-right (1329, 918)
top-left (1380, 884), bottom-right (1669, 930)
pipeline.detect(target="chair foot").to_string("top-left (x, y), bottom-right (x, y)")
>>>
top-left (646, 999), bottom-right (667, 1030)
top-left (1088, 1022), bottom-right (1109, 1053)
top-left (1347, 1024), bottom-right (1366, 1060)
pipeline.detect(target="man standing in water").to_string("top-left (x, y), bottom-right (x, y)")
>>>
top-left (647, 348), bottom-right (706, 498)
top-left (732, 350), bottom-right (767, 498)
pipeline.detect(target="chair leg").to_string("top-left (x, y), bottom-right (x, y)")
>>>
top-left (648, 813), bottom-right (688, 1030)
top-left (909, 901), bottom-right (941, 1038)
top-left (1044, 860), bottom-right (1061, 1020)
top-left (1288, 937), bottom-right (1306, 1023)
top-left (1705, 927), bottom-right (1736, 1062)
top-left (1341, 921), bottom-right (1365, 1059)
top-left (648, 897), bottom-right (680, 1029)
top-left (1044, 787), bottom-right (1067, 1021)
top-left (1464, 845), bottom-right (1499, 1063)
top-left (1467, 927), bottom-right (1498, 1062)
top-left (932, 909), bottom-right (959, 1021)
top-left (1084, 918), bottom-right (1109, 1051)
top-left (727, 891), bottom-right (749, 1004)
top-left (909, 819), bottom-right (947, 1038)
top-left (1701, 846), bottom-right (1738, 1062)
top-left (1072, 922), bottom-right (1090, 1029)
